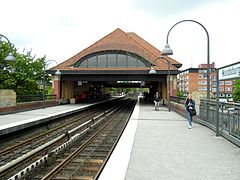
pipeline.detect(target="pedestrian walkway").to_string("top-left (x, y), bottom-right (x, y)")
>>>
top-left (100, 98), bottom-right (240, 180)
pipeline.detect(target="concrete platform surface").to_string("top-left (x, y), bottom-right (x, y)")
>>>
top-left (100, 99), bottom-right (240, 180)
top-left (0, 103), bottom-right (92, 136)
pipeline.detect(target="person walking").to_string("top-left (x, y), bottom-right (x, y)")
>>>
top-left (185, 94), bottom-right (195, 129)
top-left (153, 92), bottom-right (160, 110)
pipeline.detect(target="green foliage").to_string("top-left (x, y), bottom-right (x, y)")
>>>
top-left (233, 79), bottom-right (240, 102)
top-left (177, 88), bottom-right (184, 97)
top-left (108, 87), bottom-right (139, 94)
top-left (0, 40), bottom-right (49, 95)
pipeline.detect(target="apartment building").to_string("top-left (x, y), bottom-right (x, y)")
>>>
top-left (178, 62), bottom-right (234, 98)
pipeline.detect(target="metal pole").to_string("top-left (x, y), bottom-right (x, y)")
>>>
top-left (164, 19), bottom-right (210, 117)
top-left (0, 34), bottom-right (11, 45)
top-left (216, 68), bottom-right (220, 136)
top-left (42, 60), bottom-right (61, 108)
top-left (168, 61), bottom-right (171, 111)
top-left (42, 65), bottom-right (46, 109)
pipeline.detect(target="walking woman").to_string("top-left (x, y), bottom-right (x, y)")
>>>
top-left (185, 94), bottom-right (195, 129)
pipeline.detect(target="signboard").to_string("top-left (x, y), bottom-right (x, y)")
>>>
top-left (219, 62), bottom-right (240, 80)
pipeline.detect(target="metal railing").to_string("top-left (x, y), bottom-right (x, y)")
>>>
top-left (170, 96), bottom-right (240, 140)
top-left (17, 95), bottom-right (57, 103)
top-left (199, 99), bottom-right (240, 139)
top-left (170, 96), bottom-right (186, 104)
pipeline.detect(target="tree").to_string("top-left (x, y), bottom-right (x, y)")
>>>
top-left (233, 79), bottom-right (240, 102)
top-left (0, 40), bottom-right (49, 95)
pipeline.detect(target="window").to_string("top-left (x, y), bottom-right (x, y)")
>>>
top-left (98, 54), bottom-right (107, 67)
top-left (201, 87), bottom-right (207, 91)
top-left (127, 56), bottom-right (137, 67)
top-left (225, 81), bottom-right (232, 85)
top-left (198, 81), bottom-right (207, 85)
top-left (118, 54), bottom-right (127, 67)
top-left (219, 81), bottom-right (224, 85)
top-left (74, 50), bottom-right (149, 68)
top-left (219, 87), bottom-right (224, 91)
top-left (87, 56), bottom-right (97, 67)
top-left (108, 54), bottom-right (117, 67)
top-left (225, 87), bottom-right (232, 91)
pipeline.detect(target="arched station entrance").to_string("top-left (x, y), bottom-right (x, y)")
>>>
top-left (48, 28), bottom-right (182, 102)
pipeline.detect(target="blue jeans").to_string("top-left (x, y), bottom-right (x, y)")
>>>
top-left (187, 110), bottom-right (192, 126)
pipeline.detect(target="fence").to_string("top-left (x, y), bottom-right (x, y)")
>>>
top-left (170, 96), bottom-right (186, 104)
top-left (199, 99), bottom-right (240, 140)
top-left (170, 96), bottom-right (240, 141)
top-left (17, 95), bottom-right (57, 103)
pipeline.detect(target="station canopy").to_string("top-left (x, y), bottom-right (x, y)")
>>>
top-left (49, 28), bottom-right (182, 84)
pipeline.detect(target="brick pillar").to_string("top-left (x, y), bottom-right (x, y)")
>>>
top-left (53, 75), bottom-right (61, 99)
top-left (170, 75), bottom-right (178, 96)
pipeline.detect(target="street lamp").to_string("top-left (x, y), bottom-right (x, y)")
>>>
top-left (162, 20), bottom-right (210, 100)
top-left (42, 60), bottom-right (61, 109)
top-left (149, 56), bottom-right (171, 111)
top-left (0, 34), bottom-right (16, 62)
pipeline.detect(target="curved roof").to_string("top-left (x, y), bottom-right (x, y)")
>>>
top-left (52, 28), bottom-right (182, 72)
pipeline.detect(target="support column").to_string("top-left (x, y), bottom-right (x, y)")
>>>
top-left (53, 75), bottom-right (61, 99)
top-left (162, 80), bottom-right (167, 105)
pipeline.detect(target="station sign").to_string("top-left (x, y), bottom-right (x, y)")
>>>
top-left (219, 62), bottom-right (240, 80)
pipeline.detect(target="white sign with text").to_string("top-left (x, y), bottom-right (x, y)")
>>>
top-left (219, 62), bottom-right (240, 80)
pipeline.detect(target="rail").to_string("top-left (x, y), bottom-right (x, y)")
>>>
top-left (170, 96), bottom-right (240, 141)
top-left (170, 96), bottom-right (186, 104)
top-left (199, 99), bottom-right (240, 140)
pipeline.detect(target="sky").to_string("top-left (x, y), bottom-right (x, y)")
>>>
top-left (1, 0), bottom-right (239, 70)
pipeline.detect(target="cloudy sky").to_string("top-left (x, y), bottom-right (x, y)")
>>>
top-left (1, 0), bottom-right (239, 69)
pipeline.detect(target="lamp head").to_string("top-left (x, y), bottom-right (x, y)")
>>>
top-left (162, 44), bottom-right (173, 55)
top-left (149, 66), bottom-right (157, 74)
top-left (5, 53), bottom-right (16, 62)
top-left (55, 69), bottom-right (61, 76)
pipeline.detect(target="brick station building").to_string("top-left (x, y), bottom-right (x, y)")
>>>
top-left (49, 28), bottom-right (182, 102)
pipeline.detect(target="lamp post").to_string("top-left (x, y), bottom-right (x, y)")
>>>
top-left (149, 56), bottom-right (171, 112)
top-left (0, 34), bottom-right (16, 62)
top-left (42, 60), bottom-right (61, 109)
top-left (162, 20), bottom-right (210, 100)
top-left (215, 68), bottom-right (220, 136)
top-left (162, 20), bottom-right (210, 121)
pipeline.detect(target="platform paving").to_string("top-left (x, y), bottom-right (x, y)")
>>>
top-left (100, 98), bottom-right (240, 180)
top-left (0, 103), bottom-right (92, 136)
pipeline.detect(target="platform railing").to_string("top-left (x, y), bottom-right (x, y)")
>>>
top-left (170, 96), bottom-right (186, 104)
top-left (170, 96), bottom-right (240, 141)
top-left (199, 99), bottom-right (240, 140)
top-left (17, 95), bottom-right (57, 103)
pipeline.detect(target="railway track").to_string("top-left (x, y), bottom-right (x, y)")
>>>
top-left (0, 97), bottom-right (136, 179)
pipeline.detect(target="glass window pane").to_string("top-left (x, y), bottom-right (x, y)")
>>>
top-left (137, 59), bottom-right (146, 67)
top-left (79, 60), bottom-right (87, 67)
top-left (127, 56), bottom-right (137, 67)
top-left (118, 54), bottom-right (127, 67)
top-left (98, 54), bottom-right (107, 68)
top-left (88, 56), bottom-right (97, 67)
top-left (108, 54), bottom-right (117, 67)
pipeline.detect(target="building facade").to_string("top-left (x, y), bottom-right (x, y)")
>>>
top-left (49, 28), bottom-right (182, 102)
top-left (178, 62), bottom-right (234, 98)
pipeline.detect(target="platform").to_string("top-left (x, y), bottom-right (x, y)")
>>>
top-left (0, 103), bottom-right (93, 136)
top-left (99, 97), bottom-right (240, 180)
